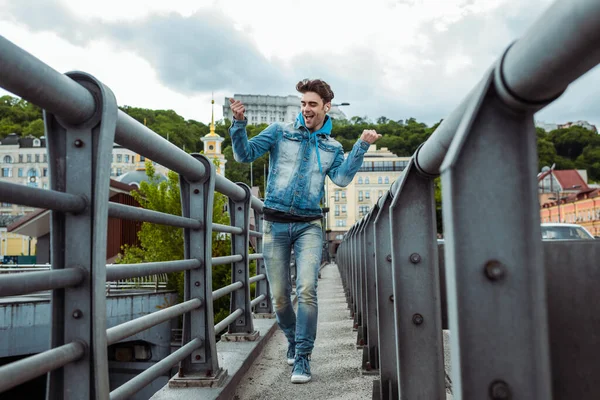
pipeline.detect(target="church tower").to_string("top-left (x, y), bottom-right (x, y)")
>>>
top-left (201, 95), bottom-right (226, 176)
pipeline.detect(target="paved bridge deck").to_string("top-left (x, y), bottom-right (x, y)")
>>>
top-left (232, 263), bottom-right (376, 399)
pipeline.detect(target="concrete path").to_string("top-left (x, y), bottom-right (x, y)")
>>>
top-left (232, 263), bottom-right (376, 400)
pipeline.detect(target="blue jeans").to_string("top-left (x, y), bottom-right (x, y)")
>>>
top-left (263, 220), bottom-right (323, 355)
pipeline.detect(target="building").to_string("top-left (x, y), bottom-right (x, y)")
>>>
top-left (324, 145), bottom-right (410, 253)
top-left (7, 179), bottom-right (141, 264)
top-left (538, 167), bottom-right (600, 235)
top-left (202, 97), bottom-right (226, 175)
top-left (535, 120), bottom-right (597, 132)
top-left (558, 120), bottom-right (597, 132)
top-left (537, 167), bottom-right (589, 204)
top-left (222, 94), bottom-right (347, 125)
top-left (0, 214), bottom-right (37, 261)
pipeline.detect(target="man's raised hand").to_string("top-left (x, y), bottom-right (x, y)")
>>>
top-left (360, 129), bottom-right (382, 144)
top-left (229, 98), bottom-right (246, 120)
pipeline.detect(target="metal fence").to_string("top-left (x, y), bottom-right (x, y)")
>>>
top-left (337, 0), bottom-right (600, 399)
top-left (0, 34), bottom-right (272, 399)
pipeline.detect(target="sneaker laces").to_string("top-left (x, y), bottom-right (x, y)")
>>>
top-left (293, 354), bottom-right (311, 375)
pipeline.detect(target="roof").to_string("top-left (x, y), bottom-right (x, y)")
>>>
top-left (551, 170), bottom-right (588, 191)
top-left (7, 179), bottom-right (137, 237)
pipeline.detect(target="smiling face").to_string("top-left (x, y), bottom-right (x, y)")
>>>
top-left (301, 91), bottom-right (330, 132)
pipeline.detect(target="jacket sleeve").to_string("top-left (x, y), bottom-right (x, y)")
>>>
top-left (327, 139), bottom-right (370, 187)
top-left (228, 119), bottom-right (279, 163)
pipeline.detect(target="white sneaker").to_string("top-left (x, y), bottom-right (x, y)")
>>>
top-left (286, 344), bottom-right (295, 366)
top-left (291, 354), bottom-right (312, 383)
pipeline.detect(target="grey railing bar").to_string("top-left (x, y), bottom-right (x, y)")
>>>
top-left (214, 308), bottom-right (244, 334)
top-left (114, 112), bottom-right (208, 182)
top-left (0, 34), bottom-right (267, 209)
top-left (212, 223), bottom-right (243, 235)
top-left (248, 254), bottom-right (263, 261)
top-left (249, 274), bottom-right (266, 284)
top-left (106, 259), bottom-right (201, 281)
top-left (501, 0), bottom-right (600, 104)
top-left (109, 338), bottom-right (203, 400)
top-left (249, 230), bottom-right (262, 237)
top-left (0, 341), bottom-right (85, 393)
top-left (212, 282), bottom-right (244, 302)
top-left (0, 181), bottom-right (87, 214)
top-left (0, 35), bottom-right (96, 125)
top-left (251, 294), bottom-right (266, 308)
top-left (212, 254), bottom-right (243, 266)
top-left (0, 268), bottom-right (84, 297)
top-left (108, 203), bottom-right (201, 229)
top-left (106, 298), bottom-right (202, 345)
top-left (414, 84), bottom-right (478, 176)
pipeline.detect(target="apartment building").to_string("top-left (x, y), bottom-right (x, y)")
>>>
top-left (324, 145), bottom-right (410, 251)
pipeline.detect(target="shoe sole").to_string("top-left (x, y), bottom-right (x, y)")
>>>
top-left (291, 375), bottom-right (311, 384)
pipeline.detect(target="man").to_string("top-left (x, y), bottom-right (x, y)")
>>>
top-left (228, 79), bottom-right (380, 383)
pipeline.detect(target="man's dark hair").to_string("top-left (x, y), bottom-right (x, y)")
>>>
top-left (296, 79), bottom-right (334, 104)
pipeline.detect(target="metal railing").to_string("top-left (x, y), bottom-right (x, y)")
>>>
top-left (337, 0), bottom-right (600, 399)
top-left (0, 34), bottom-right (272, 399)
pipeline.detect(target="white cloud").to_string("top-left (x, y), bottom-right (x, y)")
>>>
top-left (0, 0), bottom-right (598, 129)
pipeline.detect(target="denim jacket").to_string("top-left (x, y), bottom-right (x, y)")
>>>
top-left (229, 113), bottom-right (370, 217)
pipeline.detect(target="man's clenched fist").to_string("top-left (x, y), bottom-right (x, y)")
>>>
top-left (229, 98), bottom-right (246, 120)
top-left (360, 129), bottom-right (382, 144)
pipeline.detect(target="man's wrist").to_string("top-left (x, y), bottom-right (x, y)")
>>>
top-left (357, 139), bottom-right (370, 151)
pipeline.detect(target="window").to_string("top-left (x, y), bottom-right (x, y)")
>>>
top-left (43, 154), bottom-right (47, 162)
top-left (378, 177), bottom-right (382, 184)
top-left (1, 203), bottom-right (11, 207)
top-left (336, 220), bottom-right (347, 227)
top-left (35, 154), bottom-right (40, 163)
top-left (385, 177), bottom-right (389, 184)
top-left (358, 177), bottom-right (363, 184)
top-left (358, 191), bottom-right (363, 202)
top-left (341, 191), bottom-right (346, 198)
top-left (3, 155), bottom-right (12, 163)
top-left (27, 154), bottom-right (32, 163)
top-left (365, 191), bottom-right (370, 199)
top-left (43, 168), bottom-right (48, 177)
top-left (124, 155), bottom-right (130, 163)
top-left (378, 190), bottom-right (383, 197)
top-left (18, 168), bottom-right (23, 177)
top-left (18, 155), bottom-right (23, 163)
top-left (27, 168), bottom-right (38, 187)
top-left (335, 205), bottom-right (340, 216)
top-left (365, 177), bottom-right (370, 184)
top-left (334, 191), bottom-right (340, 201)
top-left (341, 205), bottom-right (346, 213)
top-left (116, 168), bottom-right (122, 176)
top-left (1, 168), bottom-right (12, 177)
top-left (117, 154), bottom-right (123, 163)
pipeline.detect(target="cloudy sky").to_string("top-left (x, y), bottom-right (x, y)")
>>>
top-left (0, 0), bottom-right (598, 128)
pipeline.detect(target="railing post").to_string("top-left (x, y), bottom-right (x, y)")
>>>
top-left (440, 66), bottom-right (551, 398)
top-left (173, 154), bottom-right (225, 386)
top-left (44, 72), bottom-right (117, 400)
top-left (389, 159), bottom-right (445, 399)
top-left (372, 193), bottom-right (398, 400)
top-left (361, 211), bottom-right (379, 375)
top-left (252, 209), bottom-right (273, 316)
top-left (356, 218), bottom-right (367, 345)
top-left (224, 183), bottom-right (258, 340)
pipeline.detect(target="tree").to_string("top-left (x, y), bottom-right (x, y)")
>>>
top-left (117, 160), bottom-right (234, 323)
